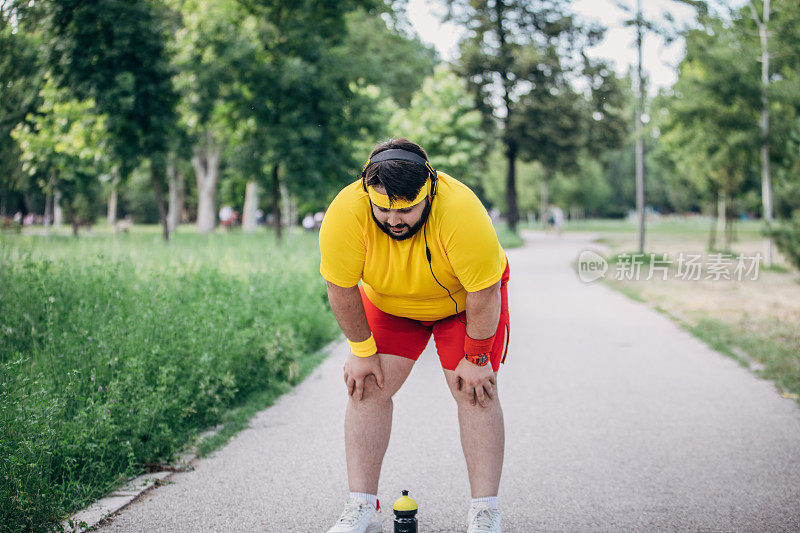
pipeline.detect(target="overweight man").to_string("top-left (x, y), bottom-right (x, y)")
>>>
top-left (319, 138), bottom-right (510, 533)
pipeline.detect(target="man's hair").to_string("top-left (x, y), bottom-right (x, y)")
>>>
top-left (365, 138), bottom-right (430, 204)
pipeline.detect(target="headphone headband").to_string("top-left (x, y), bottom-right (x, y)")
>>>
top-left (366, 148), bottom-right (429, 167)
top-left (361, 147), bottom-right (439, 199)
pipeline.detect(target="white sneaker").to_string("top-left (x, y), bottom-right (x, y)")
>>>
top-left (326, 497), bottom-right (382, 533)
top-left (467, 501), bottom-right (502, 533)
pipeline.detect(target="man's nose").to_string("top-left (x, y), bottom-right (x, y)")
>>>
top-left (387, 212), bottom-right (401, 226)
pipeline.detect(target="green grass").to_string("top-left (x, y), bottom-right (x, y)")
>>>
top-left (0, 227), bottom-right (339, 532)
top-left (494, 222), bottom-right (524, 249)
top-left (552, 216), bottom-right (766, 237)
top-left (683, 316), bottom-right (800, 399)
top-left (603, 279), bottom-right (800, 405)
top-left (196, 342), bottom-right (331, 457)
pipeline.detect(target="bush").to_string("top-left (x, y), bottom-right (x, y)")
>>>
top-left (0, 230), bottom-right (338, 532)
top-left (767, 214), bottom-right (800, 271)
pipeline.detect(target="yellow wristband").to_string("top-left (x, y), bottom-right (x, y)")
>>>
top-left (348, 334), bottom-right (377, 358)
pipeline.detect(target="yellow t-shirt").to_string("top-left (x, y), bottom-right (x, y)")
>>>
top-left (319, 172), bottom-right (507, 321)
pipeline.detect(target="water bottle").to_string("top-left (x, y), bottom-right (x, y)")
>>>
top-left (393, 490), bottom-right (418, 533)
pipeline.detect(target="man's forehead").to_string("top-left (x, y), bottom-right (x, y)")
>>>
top-left (370, 197), bottom-right (426, 211)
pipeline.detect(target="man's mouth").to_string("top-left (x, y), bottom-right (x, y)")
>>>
top-left (389, 225), bottom-right (407, 234)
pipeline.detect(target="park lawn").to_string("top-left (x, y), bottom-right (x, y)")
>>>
top-left (590, 218), bottom-right (800, 404)
top-left (0, 226), bottom-right (339, 532)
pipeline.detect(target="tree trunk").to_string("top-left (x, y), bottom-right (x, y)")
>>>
top-left (750, 0), bottom-right (773, 266)
top-left (716, 191), bottom-right (727, 251)
top-left (176, 168), bottom-right (186, 223)
top-left (540, 177), bottom-right (549, 230)
top-left (505, 141), bottom-right (519, 232)
top-left (53, 189), bottom-right (63, 226)
top-left (192, 132), bottom-right (221, 234)
top-left (708, 195), bottom-right (717, 251)
top-left (272, 163), bottom-right (282, 241)
top-left (635, 0), bottom-right (646, 255)
top-left (44, 175), bottom-right (54, 239)
top-left (495, 1), bottom-right (518, 233)
top-left (281, 183), bottom-right (293, 228)
top-left (107, 172), bottom-right (119, 227)
top-left (725, 208), bottom-right (735, 251)
top-left (64, 204), bottom-right (78, 237)
top-left (167, 154), bottom-right (179, 234)
top-left (151, 159), bottom-right (170, 242)
top-left (242, 181), bottom-right (259, 233)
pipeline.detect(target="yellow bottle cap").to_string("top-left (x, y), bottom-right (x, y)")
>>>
top-left (393, 490), bottom-right (417, 511)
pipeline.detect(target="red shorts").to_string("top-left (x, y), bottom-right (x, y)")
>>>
top-left (359, 262), bottom-right (510, 372)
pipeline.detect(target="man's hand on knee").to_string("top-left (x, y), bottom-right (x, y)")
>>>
top-left (343, 353), bottom-right (385, 401)
top-left (453, 358), bottom-right (496, 408)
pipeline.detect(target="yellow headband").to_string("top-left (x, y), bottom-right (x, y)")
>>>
top-left (368, 179), bottom-right (430, 209)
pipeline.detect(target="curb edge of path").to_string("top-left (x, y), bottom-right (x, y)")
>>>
top-left (60, 426), bottom-right (220, 533)
top-left (60, 337), bottom-right (343, 532)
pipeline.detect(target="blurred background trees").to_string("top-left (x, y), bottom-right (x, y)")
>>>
top-left (0, 0), bottom-right (798, 260)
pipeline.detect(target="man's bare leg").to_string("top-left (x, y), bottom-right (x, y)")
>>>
top-left (443, 368), bottom-right (505, 498)
top-left (345, 353), bottom-right (416, 494)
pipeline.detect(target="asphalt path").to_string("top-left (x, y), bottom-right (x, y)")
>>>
top-left (98, 231), bottom-right (800, 532)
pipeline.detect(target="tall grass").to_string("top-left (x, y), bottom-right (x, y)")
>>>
top-left (0, 229), bottom-right (338, 532)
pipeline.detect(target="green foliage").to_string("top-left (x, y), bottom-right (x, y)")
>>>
top-left (447, 0), bottom-right (622, 229)
top-left (0, 1), bottom-right (46, 215)
top-left (482, 142), bottom-right (543, 214)
top-left (388, 65), bottom-right (488, 192)
top-left (118, 165), bottom-right (162, 223)
top-left (768, 214), bottom-right (800, 271)
top-left (550, 157), bottom-right (613, 217)
top-left (340, 9), bottom-right (437, 108)
top-left (659, 15), bottom-right (760, 206)
top-left (11, 77), bottom-right (109, 228)
top-left (46, 0), bottom-right (179, 172)
top-left (0, 230), bottom-right (338, 532)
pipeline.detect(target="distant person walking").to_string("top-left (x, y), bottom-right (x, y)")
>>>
top-left (546, 204), bottom-right (564, 236)
top-left (319, 138), bottom-right (510, 533)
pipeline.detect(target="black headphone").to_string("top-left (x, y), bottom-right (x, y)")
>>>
top-left (361, 148), bottom-right (465, 324)
top-left (361, 148), bottom-right (438, 200)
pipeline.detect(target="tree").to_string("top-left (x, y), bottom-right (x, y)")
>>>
top-left (234, 0), bottom-right (383, 241)
top-left (388, 65), bottom-right (488, 192)
top-left (659, 14), bottom-right (761, 251)
top-left (614, 0), bottom-right (709, 251)
top-left (340, 9), bottom-right (438, 108)
top-left (0, 0), bottom-right (44, 217)
top-left (169, 0), bottom-right (255, 233)
top-left (445, 0), bottom-right (606, 232)
top-left (11, 77), bottom-right (110, 235)
top-left (46, 0), bottom-right (179, 240)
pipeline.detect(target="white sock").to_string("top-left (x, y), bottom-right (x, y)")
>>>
top-left (472, 496), bottom-right (498, 510)
top-left (349, 491), bottom-right (379, 508)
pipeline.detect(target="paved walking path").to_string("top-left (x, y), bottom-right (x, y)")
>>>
top-left (98, 232), bottom-right (800, 532)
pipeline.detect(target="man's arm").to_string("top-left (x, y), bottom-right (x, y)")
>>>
top-left (454, 280), bottom-right (501, 408)
top-left (326, 281), bottom-right (372, 344)
top-left (465, 280), bottom-right (501, 340)
top-left (326, 281), bottom-right (384, 399)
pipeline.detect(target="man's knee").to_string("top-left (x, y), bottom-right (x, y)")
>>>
top-left (446, 374), bottom-right (500, 406)
top-left (349, 374), bottom-right (393, 406)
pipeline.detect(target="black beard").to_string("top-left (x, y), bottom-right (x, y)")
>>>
top-left (371, 199), bottom-right (431, 241)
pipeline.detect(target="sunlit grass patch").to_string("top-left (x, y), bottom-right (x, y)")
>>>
top-left (0, 228), bottom-right (338, 532)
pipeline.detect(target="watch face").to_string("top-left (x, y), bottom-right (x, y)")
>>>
top-left (467, 353), bottom-right (490, 366)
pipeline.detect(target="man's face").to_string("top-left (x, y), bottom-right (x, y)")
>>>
top-left (370, 185), bottom-right (430, 241)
